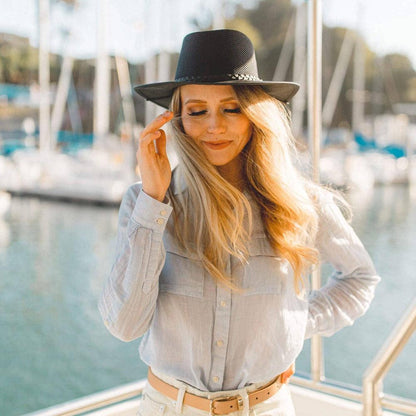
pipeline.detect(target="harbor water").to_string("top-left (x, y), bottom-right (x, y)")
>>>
top-left (1, 184), bottom-right (415, 416)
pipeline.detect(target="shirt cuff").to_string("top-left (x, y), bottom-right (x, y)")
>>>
top-left (130, 190), bottom-right (173, 233)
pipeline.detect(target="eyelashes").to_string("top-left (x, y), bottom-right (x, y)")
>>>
top-left (224, 108), bottom-right (242, 114)
top-left (187, 108), bottom-right (242, 117)
top-left (188, 110), bottom-right (206, 116)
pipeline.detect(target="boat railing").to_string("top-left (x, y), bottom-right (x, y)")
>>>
top-left (362, 297), bottom-right (416, 416)
top-left (22, 380), bottom-right (146, 416)
top-left (22, 294), bottom-right (416, 416)
top-left (292, 296), bottom-right (416, 416)
top-left (22, 371), bottom-right (416, 416)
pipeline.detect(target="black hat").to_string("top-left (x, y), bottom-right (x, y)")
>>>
top-left (134, 29), bottom-right (299, 109)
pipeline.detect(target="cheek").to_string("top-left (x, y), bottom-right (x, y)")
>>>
top-left (182, 118), bottom-right (200, 139)
top-left (241, 122), bottom-right (253, 145)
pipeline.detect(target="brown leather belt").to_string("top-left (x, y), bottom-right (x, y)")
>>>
top-left (147, 368), bottom-right (283, 415)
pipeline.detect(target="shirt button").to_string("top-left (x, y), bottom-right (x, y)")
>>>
top-left (155, 218), bottom-right (164, 225)
top-left (220, 301), bottom-right (227, 307)
top-left (212, 376), bottom-right (219, 383)
top-left (216, 340), bottom-right (224, 347)
top-left (160, 209), bottom-right (167, 216)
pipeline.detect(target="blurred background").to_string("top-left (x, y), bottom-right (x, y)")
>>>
top-left (0, 1), bottom-right (415, 415)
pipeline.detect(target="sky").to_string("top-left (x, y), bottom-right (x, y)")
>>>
top-left (0, 0), bottom-right (415, 70)
top-left (323, 0), bottom-right (416, 69)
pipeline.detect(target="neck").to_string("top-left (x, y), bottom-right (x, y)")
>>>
top-left (217, 156), bottom-right (245, 191)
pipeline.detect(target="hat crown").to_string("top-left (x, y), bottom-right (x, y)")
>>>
top-left (175, 29), bottom-right (260, 82)
top-left (133, 29), bottom-right (300, 109)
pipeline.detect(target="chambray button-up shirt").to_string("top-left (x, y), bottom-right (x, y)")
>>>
top-left (99, 174), bottom-right (380, 392)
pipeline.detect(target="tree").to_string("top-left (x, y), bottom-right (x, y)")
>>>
top-left (225, 0), bottom-right (416, 127)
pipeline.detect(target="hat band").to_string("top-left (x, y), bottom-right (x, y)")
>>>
top-left (175, 73), bottom-right (262, 82)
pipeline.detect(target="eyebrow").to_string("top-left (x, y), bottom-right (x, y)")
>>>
top-left (184, 97), bottom-right (238, 105)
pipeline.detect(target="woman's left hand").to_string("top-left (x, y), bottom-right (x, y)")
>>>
top-left (280, 363), bottom-right (295, 384)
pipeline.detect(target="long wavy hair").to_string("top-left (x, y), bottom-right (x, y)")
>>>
top-left (167, 85), bottom-right (320, 294)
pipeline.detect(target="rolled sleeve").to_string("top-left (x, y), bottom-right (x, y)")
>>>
top-left (98, 183), bottom-right (173, 341)
top-left (305, 190), bottom-right (381, 339)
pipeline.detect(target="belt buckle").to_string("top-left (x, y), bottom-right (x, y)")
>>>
top-left (210, 395), bottom-right (244, 415)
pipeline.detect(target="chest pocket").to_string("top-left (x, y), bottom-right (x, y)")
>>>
top-left (241, 234), bottom-right (287, 295)
top-left (159, 233), bottom-right (204, 298)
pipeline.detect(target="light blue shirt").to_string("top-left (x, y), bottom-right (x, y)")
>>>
top-left (98, 172), bottom-right (380, 392)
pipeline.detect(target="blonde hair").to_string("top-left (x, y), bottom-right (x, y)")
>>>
top-left (168, 85), bottom-right (319, 293)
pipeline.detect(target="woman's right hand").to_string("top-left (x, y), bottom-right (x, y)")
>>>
top-left (136, 111), bottom-right (174, 202)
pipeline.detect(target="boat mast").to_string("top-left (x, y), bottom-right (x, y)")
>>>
top-left (144, 0), bottom-right (157, 125)
top-left (157, 0), bottom-right (171, 103)
top-left (291, 1), bottom-right (307, 139)
top-left (273, 12), bottom-right (295, 82)
top-left (115, 57), bottom-right (136, 140)
top-left (38, 0), bottom-right (51, 153)
top-left (51, 54), bottom-right (74, 149)
top-left (94, 0), bottom-right (110, 144)
top-left (352, 6), bottom-right (365, 134)
top-left (322, 29), bottom-right (355, 128)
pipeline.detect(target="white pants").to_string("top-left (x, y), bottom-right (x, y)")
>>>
top-left (137, 370), bottom-right (296, 416)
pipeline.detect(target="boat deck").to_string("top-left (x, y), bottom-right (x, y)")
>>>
top-left (71, 384), bottom-right (400, 416)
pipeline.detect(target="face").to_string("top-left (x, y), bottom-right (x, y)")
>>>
top-left (180, 85), bottom-right (252, 168)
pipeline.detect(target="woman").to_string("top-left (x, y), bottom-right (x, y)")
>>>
top-left (99, 29), bottom-right (380, 416)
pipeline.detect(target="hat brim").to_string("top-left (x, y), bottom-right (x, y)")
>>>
top-left (134, 80), bottom-right (300, 109)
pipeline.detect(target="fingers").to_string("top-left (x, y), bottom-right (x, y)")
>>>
top-left (138, 111), bottom-right (173, 156)
top-left (139, 129), bottom-right (161, 151)
top-left (154, 129), bottom-right (168, 157)
top-left (280, 363), bottom-right (295, 384)
top-left (141, 111), bottom-right (174, 138)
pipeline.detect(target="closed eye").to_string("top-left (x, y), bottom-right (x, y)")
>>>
top-left (224, 108), bottom-right (241, 114)
top-left (188, 110), bottom-right (207, 116)
top-left (187, 108), bottom-right (241, 116)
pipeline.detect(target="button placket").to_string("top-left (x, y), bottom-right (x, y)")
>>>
top-left (208, 259), bottom-right (232, 390)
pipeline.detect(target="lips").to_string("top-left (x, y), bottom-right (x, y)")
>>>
top-left (202, 141), bottom-right (232, 150)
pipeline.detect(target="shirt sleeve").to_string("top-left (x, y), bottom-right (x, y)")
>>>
top-left (304, 190), bottom-right (381, 339)
top-left (98, 183), bottom-right (173, 341)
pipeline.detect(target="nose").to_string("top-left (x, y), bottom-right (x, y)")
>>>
top-left (207, 112), bottom-right (226, 135)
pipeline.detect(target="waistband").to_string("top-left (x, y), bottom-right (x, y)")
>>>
top-left (149, 367), bottom-right (281, 398)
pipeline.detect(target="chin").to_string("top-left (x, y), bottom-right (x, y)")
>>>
top-left (203, 152), bottom-right (236, 167)
top-left (206, 157), bottom-right (234, 167)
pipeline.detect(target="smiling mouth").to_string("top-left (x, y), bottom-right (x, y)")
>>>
top-left (202, 141), bottom-right (232, 150)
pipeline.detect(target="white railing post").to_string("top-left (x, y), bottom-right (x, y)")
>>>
top-left (307, 0), bottom-right (324, 383)
top-left (362, 298), bottom-right (416, 416)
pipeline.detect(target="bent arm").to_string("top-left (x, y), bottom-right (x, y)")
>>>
top-left (305, 191), bottom-right (380, 339)
top-left (98, 183), bottom-right (172, 341)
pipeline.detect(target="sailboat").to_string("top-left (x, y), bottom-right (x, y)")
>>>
top-left (0, 190), bottom-right (11, 216)
top-left (0, 0), bottom-right (135, 205)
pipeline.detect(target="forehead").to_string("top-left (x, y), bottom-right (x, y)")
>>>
top-left (180, 84), bottom-right (237, 103)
